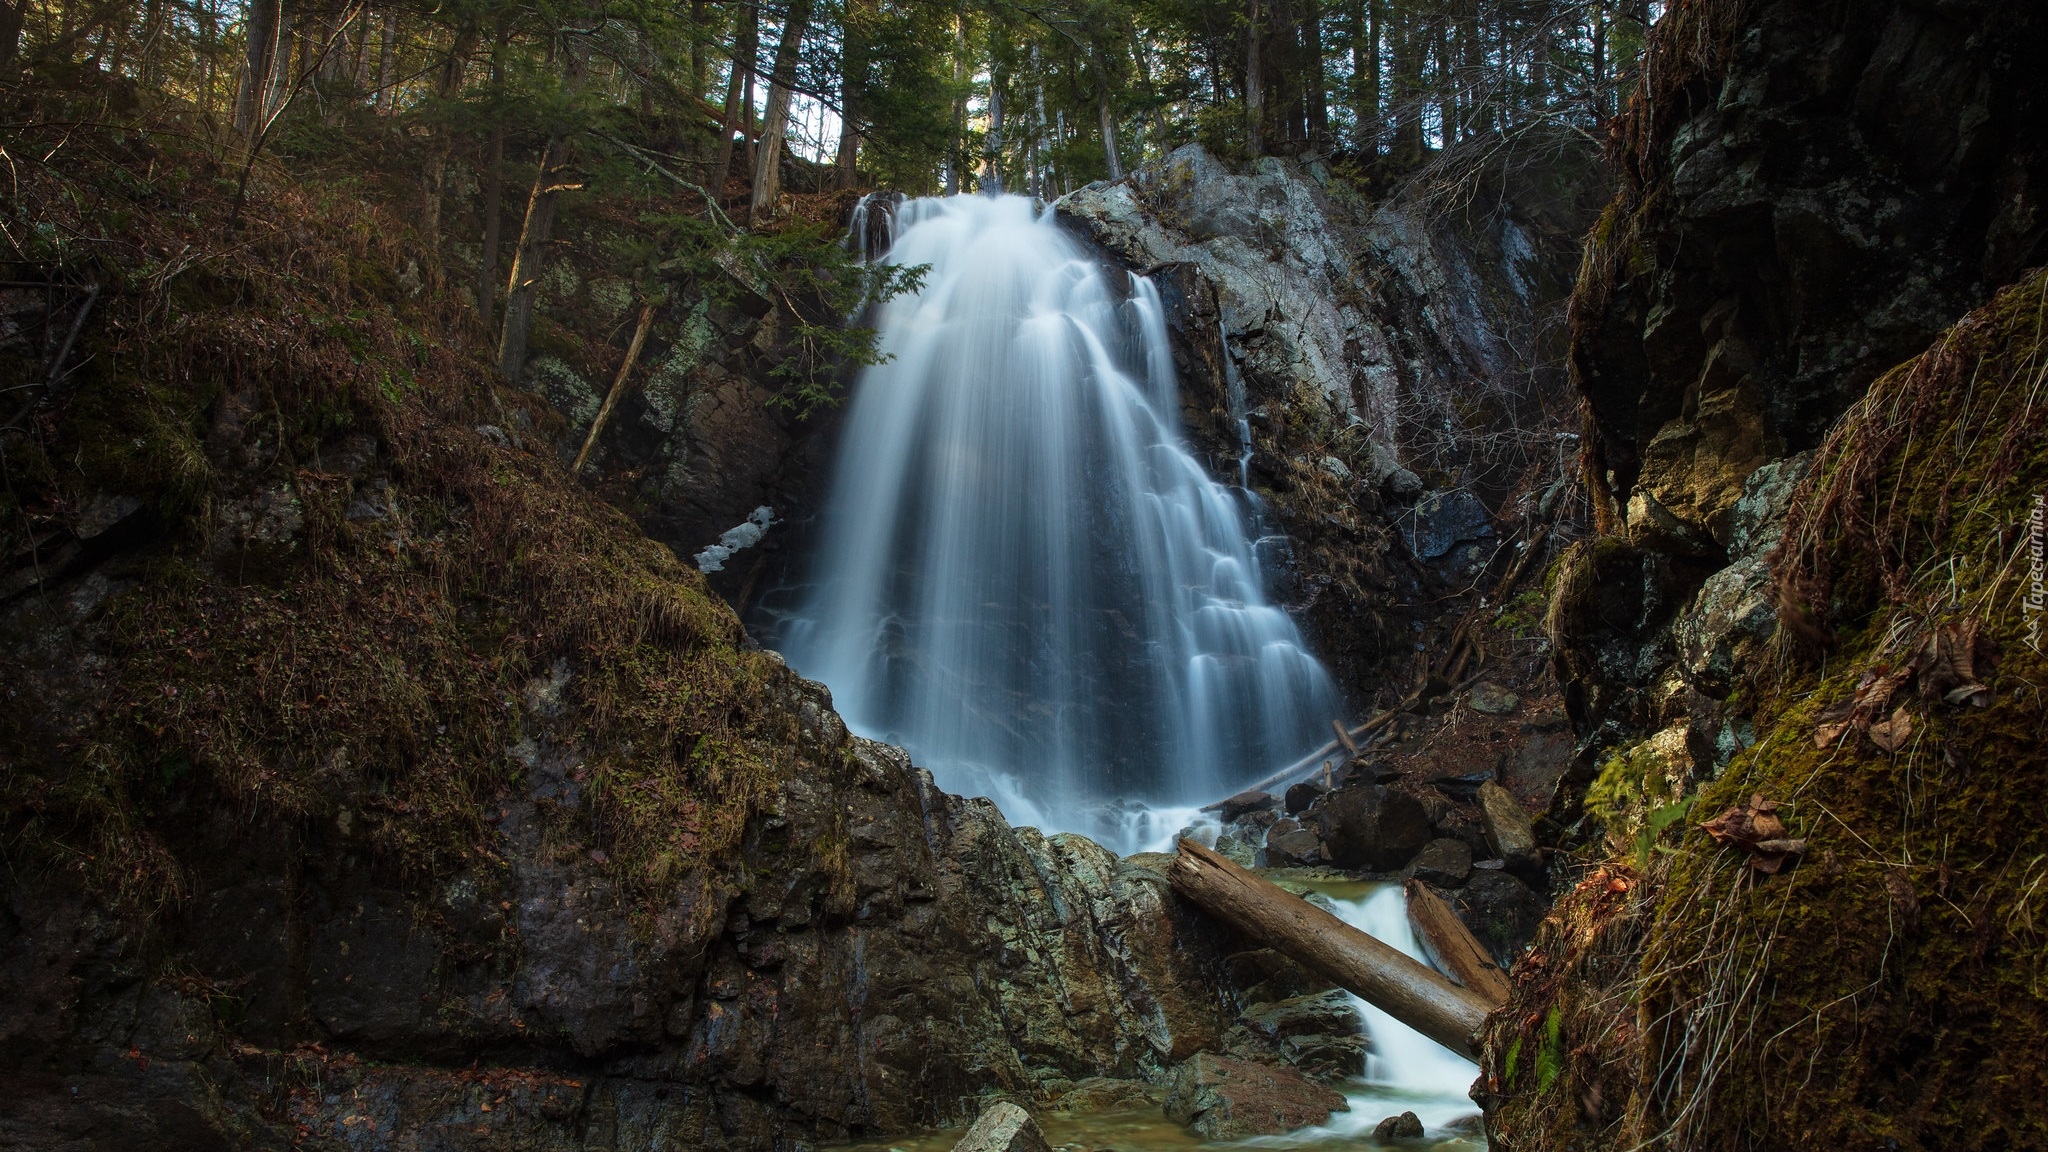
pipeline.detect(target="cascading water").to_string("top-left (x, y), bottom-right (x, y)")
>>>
top-left (768, 194), bottom-right (1340, 852)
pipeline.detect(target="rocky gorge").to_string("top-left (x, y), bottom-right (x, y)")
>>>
top-left (5, 0), bottom-right (2048, 1149)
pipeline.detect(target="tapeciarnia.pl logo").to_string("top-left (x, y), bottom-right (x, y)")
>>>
top-left (2029, 493), bottom-right (2045, 653)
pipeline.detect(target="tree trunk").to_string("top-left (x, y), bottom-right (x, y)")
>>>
top-left (1168, 839), bottom-right (1497, 1058)
top-left (709, 3), bottom-right (756, 195)
top-left (945, 7), bottom-right (966, 194)
top-left (0, 0), bottom-right (25, 71)
top-left (375, 8), bottom-right (397, 112)
top-left (981, 69), bottom-right (1004, 190)
top-left (749, 0), bottom-right (816, 225)
top-left (497, 135), bottom-right (572, 380)
top-left (1304, 0), bottom-right (1326, 143)
top-left (234, 0), bottom-right (281, 137)
top-left (1096, 81), bottom-right (1121, 180)
top-left (690, 0), bottom-right (706, 98)
top-left (573, 303), bottom-right (657, 474)
top-left (1245, 0), bottom-right (1263, 155)
top-left (420, 22), bottom-right (477, 286)
top-left (1404, 880), bottom-right (1513, 1005)
top-left (478, 120), bottom-right (505, 321)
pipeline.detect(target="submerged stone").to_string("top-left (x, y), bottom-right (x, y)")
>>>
top-left (1162, 1052), bottom-right (1349, 1139)
top-left (951, 1101), bottom-right (1052, 1152)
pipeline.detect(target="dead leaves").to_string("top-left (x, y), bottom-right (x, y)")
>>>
top-left (1812, 617), bottom-right (1999, 752)
top-left (1701, 794), bottom-right (1806, 874)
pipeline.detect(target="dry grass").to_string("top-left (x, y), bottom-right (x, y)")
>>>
top-left (0, 78), bottom-right (791, 918)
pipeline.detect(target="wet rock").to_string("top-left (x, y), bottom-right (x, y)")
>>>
top-left (952, 1101), bottom-right (1053, 1152)
top-left (1373, 1110), bottom-right (1425, 1141)
top-left (1475, 781), bottom-right (1540, 872)
top-left (1410, 839), bottom-right (1473, 887)
top-left (1266, 824), bottom-right (1327, 868)
top-left (1051, 1077), bottom-right (1159, 1112)
top-left (1452, 871), bottom-right (1546, 967)
top-left (1218, 790), bottom-right (1281, 821)
top-left (1672, 453), bottom-right (1814, 696)
top-left (1284, 780), bottom-right (1327, 815)
top-left (1315, 786), bottom-right (1432, 872)
top-left (1163, 1052), bottom-right (1349, 1139)
top-left (1466, 682), bottom-right (1520, 716)
top-left (1403, 489), bottom-right (1493, 560)
top-left (1240, 989), bottom-right (1368, 1082)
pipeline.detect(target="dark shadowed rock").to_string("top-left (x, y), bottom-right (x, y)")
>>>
top-left (1453, 871), bottom-right (1546, 967)
top-left (1266, 824), bottom-right (1328, 867)
top-left (1163, 1052), bottom-right (1349, 1139)
top-left (1218, 790), bottom-right (1282, 821)
top-left (1374, 1110), bottom-right (1426, 1141)
top-left (952, 1101), bottom-right (1053, 1152)
top-left (1314, 786), bottom-right (1432, 871)
top-left (1404, 489), bottom-right (1492, 560)
top-left (1410, 838), bottom-right (1474, 887)
top-left (1284, 780), bottom-right (1327, 815)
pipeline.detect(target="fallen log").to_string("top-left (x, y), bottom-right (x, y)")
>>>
top-left (1403, 879), bottom-right (1512, 1005)
top-left (1168, 840), bottom-right (1500, 1059)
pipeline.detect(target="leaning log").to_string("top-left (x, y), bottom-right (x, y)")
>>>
top-left (1404, 879), bottom-right (1513, 1005)
top-left (1169, 840), bottom-right (1500, 1059)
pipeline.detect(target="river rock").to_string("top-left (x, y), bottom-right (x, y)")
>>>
top-left (1475, 780), bottom-right (1540, 872)
top-left (1410, 838), bottom-right (1474, 887)
top-left (1218, 789), bottom-right (1282, 821)
top-left (1240, 989), bottom-right (1369, 1082)
top-left (1163, 1052), bottom-right (1350, 1139)
top-left (1266, 823), bottom-right (1328, 867)
top-left (952, 1101), bottom-right (1053, 1152)
top-left (1284, 780), bottom-right (1327, 815)
top-left (1314, 785), bottom-right (1432, 871)
top-left (1374, 1110), bottom-right (1426, 1141)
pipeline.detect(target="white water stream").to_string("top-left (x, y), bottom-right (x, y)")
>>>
top-left (773, 194), bottom-right (1341, 853)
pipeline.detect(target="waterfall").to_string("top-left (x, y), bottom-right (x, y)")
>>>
top-left (769, 194), bottom-right (1340, 852)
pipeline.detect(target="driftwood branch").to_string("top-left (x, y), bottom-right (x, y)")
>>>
top-left (572, 302), bottom-right (656, 475)
top-left (1168, 839), bottom-right (1499, 1058)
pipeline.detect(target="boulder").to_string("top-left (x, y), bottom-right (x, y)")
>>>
top-left (1284, 780), bottom-right (1327, 815)
top-left (1465, 682), bottom-right (1520, 716)
top-left (1265, 824), bottom-right (1327, 868)
top-left (1240, 989), bottom-right (1368, 1082)
top-left (1403, 489), bottom-right (1492, 560)
top-left (1218, 790), bottom-right (1281, 821)
top-left (1163, 1053), bottom-right (1349, 1139)
top-left (1315, 786), bottom-right (1432, 871)
top-left (952, 1101), bottom-right (1053, 1152)
top-left (1373, 1110), bottom-right (1426, 1141)
top-left (1475, 781), bottom-right (1540, 872)
top-left (1452, 870), bottom-right (1546, 966)
top-left (1410, 838), bottom-right (1473, 887)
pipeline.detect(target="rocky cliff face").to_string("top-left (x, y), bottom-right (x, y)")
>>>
top-left (5, 623), bottom-right (1342, 1149)
top-left (1061, 143), bottom-right (1598, 700)
top-left (1485, 1), bottom-right (2048, 1146)
top-left (1557, 0), bottom-right (2048, 779)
